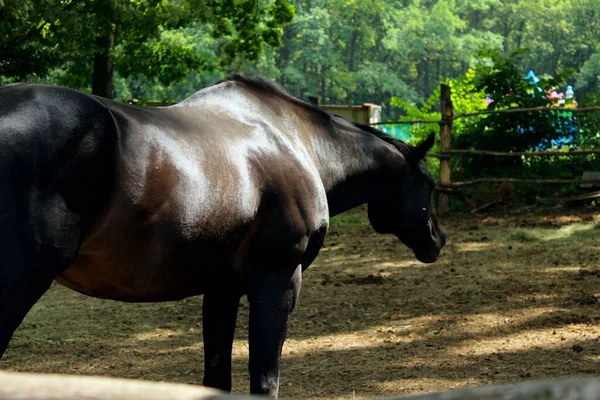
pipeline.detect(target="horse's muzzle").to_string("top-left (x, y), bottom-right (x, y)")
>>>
top-left (414, 222), bottom-right (446, 263)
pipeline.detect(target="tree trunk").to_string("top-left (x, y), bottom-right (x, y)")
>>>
top-left (416, 59), bottom-right (428, 99)
top-left (320, 64), bottom-right (327, 104)
top-left (348, 29), bottom-right (360, 72)
top-left (502, 20), bottom-right (512, 52)
top-left (92, 25), bottom-right (116, 99)
top-left (515, 20), bottom-right (526, 50)
top-left (276, 24), bottom-right (294, 71)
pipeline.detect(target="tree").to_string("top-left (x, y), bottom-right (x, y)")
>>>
top-left (5, 0), bottom-right (600, 115)
top-left (0, 0), bottom-right (295, 98)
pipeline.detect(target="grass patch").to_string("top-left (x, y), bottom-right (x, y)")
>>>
top-left (547, 222), bottom-right (598, 241)
top-left (508, 229), bottom-right (541, 242)
top-left (508, 220), bottom-right (600, 243)
top-left (330, 208), bottom-right (369, 227)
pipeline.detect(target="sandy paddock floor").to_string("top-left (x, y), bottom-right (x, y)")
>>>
top-left (2, 205), bottom-right (599, 399)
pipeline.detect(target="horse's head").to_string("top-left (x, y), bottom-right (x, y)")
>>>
top-left (368, 133), bottom-right (446, 263)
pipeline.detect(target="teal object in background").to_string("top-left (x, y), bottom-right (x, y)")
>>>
top-left (379, 124), bottom-right (414, 142)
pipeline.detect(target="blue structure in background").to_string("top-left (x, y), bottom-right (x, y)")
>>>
top-left (519, 70), bottom-right (578, 148)
top-left (525, 69), bottom-right (541, 86)
top-left (379, 124), bottom-right (414, 142)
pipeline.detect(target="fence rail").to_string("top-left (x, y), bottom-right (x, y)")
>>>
top-left (441, 178), bottom-right (600, 189)
top-left (454, 105), bottom-right (600, 119)
top-left (372, 105), bottom-right (600, 126)
top-left (371, 119), bottom-right (444, 125)
top-left (441, 149), bottom-right (600, 157)
top-left (4, 371), bottom-right (600, 400)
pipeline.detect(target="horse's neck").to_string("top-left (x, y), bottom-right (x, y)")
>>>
top-left (312, 123), bottom-right (401, 217)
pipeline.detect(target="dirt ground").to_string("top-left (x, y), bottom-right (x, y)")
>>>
top-left (2, 204), bottom-right (600, 399)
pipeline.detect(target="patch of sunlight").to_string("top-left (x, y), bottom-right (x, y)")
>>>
top-left (155, 343), bottom-right (205, 355)
top-left (320, 244), bottom-right (346, 252)
top-left (542, 266), bottom-right (581, 274)
top-left (449, 332), bottom-right (556, 357)
top-left (316, 396), bottom-right (368, 400)
top-left (373, 378), bottom-right (484, 394)
top-left (454, 242), bottom-right (495, 253)
top-left (283, 334), bottom-right (383, 354)
top-left (319, 255), bottom-right (382, 264)
top-left (230, 329), bottom-right (411, 362)
top-left (546, 222), bottom-right (598, 240)
top-left (281, 314), bottom-right (450, 360)
top-left (376, 261), bottom-right (421, 269)
top-left (135, 329), bottom-right (182, 341)
top-left (584, 354), bottom-right (600, 362)
top-left (448, 308), bottom-right (592, 358)
top-left (510, 220), bottom-right (599, 243)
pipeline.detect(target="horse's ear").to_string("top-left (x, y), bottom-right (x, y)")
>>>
top-left (411, 133), bottom-right (435, 163)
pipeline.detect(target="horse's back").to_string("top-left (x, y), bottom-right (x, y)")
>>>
top-left (97, 82), bottom-right (327, 230)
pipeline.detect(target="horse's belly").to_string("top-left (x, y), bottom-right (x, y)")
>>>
top-left (56, 266), bottom-right (193, 303)
top-left (56, 234), bottom-right (218, 302)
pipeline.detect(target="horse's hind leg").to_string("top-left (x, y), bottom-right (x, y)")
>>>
top-left (0, 193), bottom-right (81, 358)
top-left (247, 264), bottom-right (302, 397)
top-left (0, 264), bottom-right (54, 357)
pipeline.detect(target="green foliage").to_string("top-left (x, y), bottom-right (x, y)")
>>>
top-left (576, 92), bottom-right (600, 148)
top-left (391, 45), bottom-right (600, 211)
top-left (3, 0), bottom-right (600, 129)
top-left (448, 48), bottom-right (600, 209)
top-left (457, 48), bottom-right (577, 152)
top-left (389, 90), bottom-right (441, 172)
top-left (210, 0), bottom-right (295, 67)
top-left (577, 48), bottom-right (600, 96)
top-left (390, 91), bottom-right (441, 138)
top-left (114, 28), bottom-right (209, 86)
top-left (390, 64), bottom-right (489, 143)
top-left (447, 67), bottom-right (490, 139)
top-left (389, 66), bottom-right (489, 172)
top-left (0, 0), bottom-right (295, 94)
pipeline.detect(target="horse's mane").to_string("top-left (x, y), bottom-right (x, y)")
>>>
top-left (217, 73), bottom-right (414, 157)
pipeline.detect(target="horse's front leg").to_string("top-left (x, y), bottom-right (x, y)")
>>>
top-left (247, 264), bottom-right (302, 398)
top-left (202, 287), bottom-right (242, 391)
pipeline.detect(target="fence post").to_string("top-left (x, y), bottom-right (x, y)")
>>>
top-left (437, 84), bottom-right (453, 215)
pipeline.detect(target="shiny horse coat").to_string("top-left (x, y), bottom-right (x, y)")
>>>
top-left (0, 75), bottom-right (445, 397)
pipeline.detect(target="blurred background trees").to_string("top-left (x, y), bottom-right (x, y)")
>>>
top-left (0, 0), bottom-right (294, 98)
top-left (2, 0), bottom-right (599, 208)
top-left (2, 0), bottom-right (599, 110)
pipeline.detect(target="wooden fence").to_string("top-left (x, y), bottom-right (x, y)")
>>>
top-left (4, 371), bottom-right (600, 400)
top-left (373, 85), bottom-right (600, 215)
top-left (0, 371), bottom-right (245, 400)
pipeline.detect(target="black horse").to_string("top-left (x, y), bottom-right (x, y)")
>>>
top-left (0, 75), bottom-right (445, 397)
